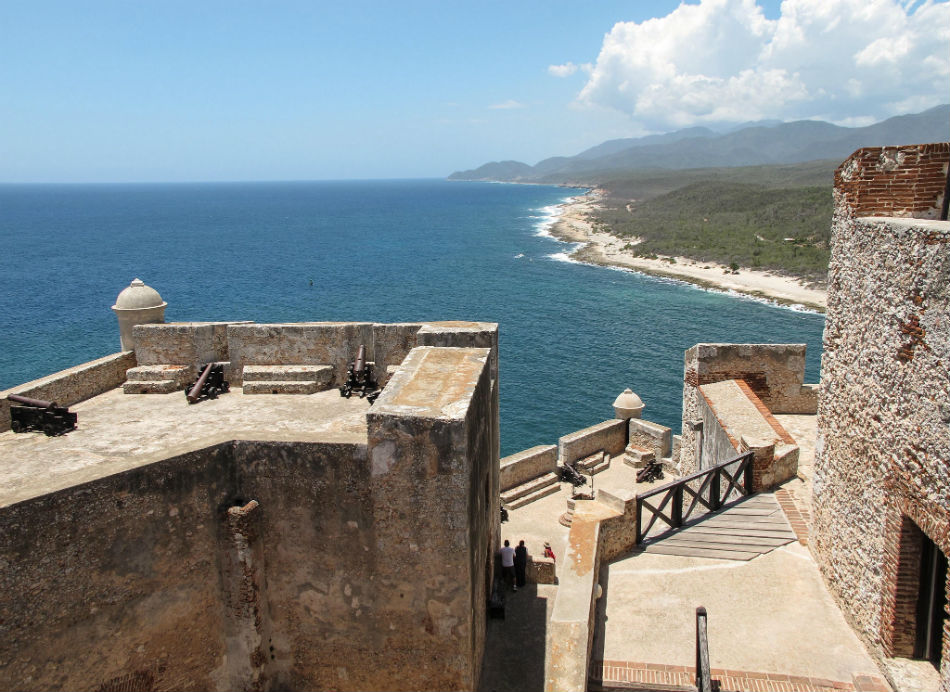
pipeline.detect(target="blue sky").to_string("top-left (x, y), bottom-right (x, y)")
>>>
top-left (0, 0), bottom-right (945, 182)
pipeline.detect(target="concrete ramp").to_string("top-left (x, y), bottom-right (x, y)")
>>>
top-left (637, 494), bottom-right (796, 561)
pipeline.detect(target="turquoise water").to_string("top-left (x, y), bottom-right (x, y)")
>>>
top-left (0, 179), bottom-right (825, 455)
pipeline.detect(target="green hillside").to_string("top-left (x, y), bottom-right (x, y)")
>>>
top-left (587, 161), bottom-right (836, 282)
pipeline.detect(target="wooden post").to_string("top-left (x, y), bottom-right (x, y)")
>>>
top-left (672, 485), bottom-right (683, 528)
top-left (743, 451), bottom-right (754, 494)
top-left (710, 470), bottom-right (721, 511)
top-left (696, 606), bottom-right (712, 692)
top-left (634, 496), bottom-right (642, 544)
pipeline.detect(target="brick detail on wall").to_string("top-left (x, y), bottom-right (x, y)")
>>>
top-left (878, 486), bottom-right (950, 661)
top-left (888, 516), bottom-right (924, 657)
top-left (835, 143), bottom-right (950, 219)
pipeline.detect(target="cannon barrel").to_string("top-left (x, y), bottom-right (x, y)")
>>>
top-left (354, 344), bottom-right (366, 374)
top-left (8, 394), bottom-right (58, 409)
top-left (187, 363), bottom-right (214, 404)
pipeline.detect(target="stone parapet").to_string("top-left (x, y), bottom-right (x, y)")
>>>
top-left (0, 351), bottom-right (135, 433)
top-left (501, 445), bottom-right (558, 491)
top-left (698, 379), bottom-right (798, 489)
top-left (628, 418), bottom-right (672, 460)
top-left (367, 345), bottom-right (497, 691)
top-left (227, 322), bottom-right (374, 386)
top-left (545, 500), bottom-right (616, 692)
top-left (558, 419), bottom-right (627, 467)
top-left (680, 343), bottom-right (815, 474)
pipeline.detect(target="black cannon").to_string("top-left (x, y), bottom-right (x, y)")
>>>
top-left (185, 363), bottom-right (229, 404)
top-left (559, 463), bottom-right (588, 488)
top-left (636, 459), bottom-right (665, 484)
top-left (339, 345), bottom-right (380, 403)
top-left (7, 394), bottom-right (77, 436)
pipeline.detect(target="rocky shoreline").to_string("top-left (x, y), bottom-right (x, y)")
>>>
top-left (549, 190), bottom-right (828, 313)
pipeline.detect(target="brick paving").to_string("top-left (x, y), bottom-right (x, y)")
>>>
top-left (591, 659), bottom-right (890, 692)
top-left (775, 487), bottom-right (811, 546)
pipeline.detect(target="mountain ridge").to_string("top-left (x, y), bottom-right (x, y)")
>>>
top-left (449, 105), bottom-right (950, 182)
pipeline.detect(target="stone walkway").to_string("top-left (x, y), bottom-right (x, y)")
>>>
top-left (484, 414), bottom-right (891, 692)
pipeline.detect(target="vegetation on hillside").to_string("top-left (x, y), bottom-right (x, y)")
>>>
top-left (580, 161), bottom-right (836, 282)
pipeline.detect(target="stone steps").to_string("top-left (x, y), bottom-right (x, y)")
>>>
top-left (242, 365), bottom-right (333, 384)
top-left (125, 364), bottom-right (194, 382)
top-left (123, 364), bottom-right (194, 394)
top-left (123, 379), bottom-right (179, 394)
top-left (623, 444), bottom-right (656, 468)
top-left (501, 472), bottom-right (560, 509)
top-left (242, 380), bottom-right (320, 395)
top-left (576, 450), bottom-right (611, 476)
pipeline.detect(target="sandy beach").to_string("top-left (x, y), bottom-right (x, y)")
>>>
top-left (550, 190), bottom-right (828, 312)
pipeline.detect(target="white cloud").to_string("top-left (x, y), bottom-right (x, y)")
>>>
top-left (488, 100), bottom-right (526, 110)
top-left (576, 0), bottom-right (950, 128)
top-left (549, 62), bottom-right (579, 77)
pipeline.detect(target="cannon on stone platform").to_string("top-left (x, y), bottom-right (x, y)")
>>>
top-left (636, 459), bottom-right (664, 484)
top-left (186, 363), bottom-right (229, 404)
top-left (558, 463), bottom-right (588, 488)
top-left (7, 394), bottom-right (77, 436)
top-left (339, 344), bottom-right (380, 403)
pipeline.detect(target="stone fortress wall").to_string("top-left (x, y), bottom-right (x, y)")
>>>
top-left (0, 318), bottom-right (500, 692)
top-left (811, 143), bottom-right (950, 678)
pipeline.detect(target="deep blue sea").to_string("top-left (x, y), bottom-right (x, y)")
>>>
top-left (0, 179), bottom-right (825, 455)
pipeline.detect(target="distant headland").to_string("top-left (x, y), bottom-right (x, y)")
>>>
top-left (449, 105), bottom-right (950, 310)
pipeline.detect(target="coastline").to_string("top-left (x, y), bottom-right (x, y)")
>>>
top-left (548, 189), bottom-right (828, 313)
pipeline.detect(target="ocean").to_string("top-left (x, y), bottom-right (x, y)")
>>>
top-left (0, 179), bottom-right (825, 456)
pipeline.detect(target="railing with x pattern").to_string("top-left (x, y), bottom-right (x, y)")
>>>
top-left (634, 451), bottom-right (755, 544)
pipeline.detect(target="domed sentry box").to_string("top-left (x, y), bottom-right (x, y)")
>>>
top-left (111, 278), bottom-right (167, 352)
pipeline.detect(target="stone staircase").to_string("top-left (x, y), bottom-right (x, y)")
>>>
top-left (241, 365), bottom-right (334, 395)
top-left (122, 364), bottom-right (195, 394)
top-left (575, 450), bottom-right (611, 476)
top-left (623, 443), bottom-right (655, 468)
top-left (500, 472), bottom-right (560, 510)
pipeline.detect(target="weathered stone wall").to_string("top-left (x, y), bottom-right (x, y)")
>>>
top-left (500, 444), bottom-right (557, 490)
top-left (627, 418), bottom-right (672, 460)
top-left (680, 343), bottom-right (815, 474)
top-left (699, 392), bottom-right (741, 469)
top-left (134, 322), bottom-right (220, 367)
top-left (372, 322), bottom-right (423, 383)
top-left (227, 322), bottom-right (375, 385)
top-left (558, 419), bottom-right (627, 467)
top-left (812, 211), bottom-right (950, 678)
top-left (697, 379), bottom-right (798, 489)
top-left (834, 143), bottom-right (950, 220)
top-left (366, 345), bottom-right (497, 691)
top-left (1, 335), bottom-right (499, 690)
top-left (0, 351), bottom-right (136, 433)
top-left (0, 443), bottom-right (234, 692)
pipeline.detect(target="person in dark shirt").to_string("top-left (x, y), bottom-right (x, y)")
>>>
top-left (514, 539), bottom-right (528, 589)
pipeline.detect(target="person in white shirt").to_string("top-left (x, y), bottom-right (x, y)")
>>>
top-left (500, 539), bottom-right (517, 591)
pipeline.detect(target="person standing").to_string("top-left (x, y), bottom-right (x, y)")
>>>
top-left (514, 540), bottom-right (528, 589)
top-left (500, 540), bottom-right (516, 591)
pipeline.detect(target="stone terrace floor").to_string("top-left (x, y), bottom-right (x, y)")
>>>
top-left (483, 415), bottom-right (892, 692)
top-left (0, 387), bottom-right (371, 507)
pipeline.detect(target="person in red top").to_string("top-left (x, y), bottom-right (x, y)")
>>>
top-left (543, 541), bottom-right (556, 562)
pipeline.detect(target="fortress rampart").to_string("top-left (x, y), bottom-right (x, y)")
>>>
top-left (0, 319), bottom-right (500, 692)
